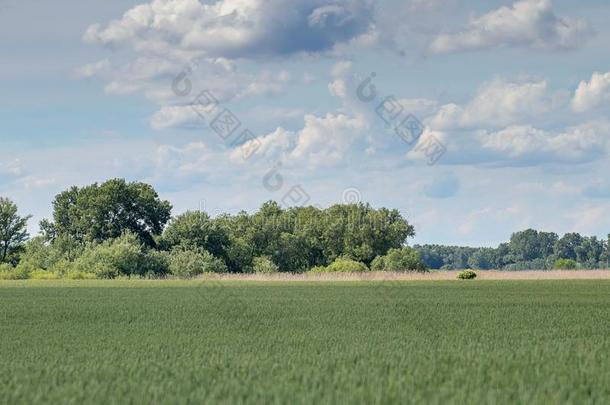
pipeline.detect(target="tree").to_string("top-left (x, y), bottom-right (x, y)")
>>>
top-left (509, 229), bottom-right (558, 262)
top-left (161, 211), bottom-right (229, 259)
top-left (554, 233), bottom-right (583, 261)
top-left (468, 248), bottom-right (497, 270)
top-left (48, 179), bottom-right (172, 247)
top-left (0, 198), bottom-right (31, 264)
top-left (371, 247), bottom-right (427, 272)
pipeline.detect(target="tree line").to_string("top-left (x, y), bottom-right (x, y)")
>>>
top-left (0, 179), bottom-right (423, 279)
top-left (1, 179), bottom-right (609, 279)
top-left (416, 229), bottom-right (610, 270)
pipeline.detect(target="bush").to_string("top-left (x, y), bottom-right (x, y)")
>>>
top-left (73, 232), bottom-right (169, 278)
top-left (168, 247), bottom-right (228, 278)
top-left (48, 259), bottom-right (75, 276)
top-left (370, 256), bottom-right (385, 271)
top-left (310, 258), bottom-right (369, 273)
top-left (16, 235), bottom-right (84, 272)
top-left (64, 270), bottom-right (96, 280)
top-left (30, 270), bottom-right (60, 280)
top-left (457, 270), bottom-right (477, 280)
top-left (0, 263), bottom-right (16, 279)
top-left (253, 256), bottom-right (279, 274)
top-left (371, 247), bottom-right (428, 273)
top-left (0, 263), bottom-right (32, 280)
top-left (554, 258), bottom-right (578, 270)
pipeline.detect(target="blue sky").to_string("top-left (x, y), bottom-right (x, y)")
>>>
top-left (1, 0), bottom-right (610, 246)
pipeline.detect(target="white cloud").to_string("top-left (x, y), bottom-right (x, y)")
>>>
top-left (232, 113), bottom-right (368, 169)
top-left (429, 78), bottom-right (566, 129)
top-left (572, 71), bottom-right (610, 113)
top-left (331, 60), bottom-right (353, 77)
top-left (73, 59), bottom-right (110, 78)
top-left (408, 121), bottom-right (610, 167)
top-left (150, 105), bottom-right (204, 130)
top-left (84, 0), bottom-right (374, 59)
top-left (429, 0), bottom-right (592, 54)
top-left (478, 121), bottom-right (609, 165)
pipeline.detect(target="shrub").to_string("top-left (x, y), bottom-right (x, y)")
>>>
top-left (370, 256), bottom-right (385, 271)
top-left (457, 270), bottom-right (477, 280)
top-left (310, 258), bottom-right (369, 273)
top-left (372, 247), bottom-right (428, 273)
top-left (554, 258), bottom-right (578, 270)
top-left (64, 270), bottom-right (96, 280)
top-left (30, 270), bottom-right (60, 280)
top-left (168, 247), bottom-right (228, 278)
top-left (308, 266), bottom-right (328, 273)
top-left (0, 263), bottom-right (16, 279)
top-left (73, 232), bottom-right (169, 278)
top-left (0, 263), bottom-right (32, 280)
top-left (253, 256), bottom-right (279, 274)
top-left (48, 259), bottom-right (75, 276)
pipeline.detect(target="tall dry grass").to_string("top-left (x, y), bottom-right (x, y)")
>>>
top-left (199, 270), bottom-right (610, 282)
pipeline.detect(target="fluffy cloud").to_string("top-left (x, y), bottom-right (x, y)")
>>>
top-left (429, 78), bottom-right (566, 129)
top-left (73, 59), bottom-right (111, 79)
top-left (231, 113), bottom-right (368, 169)
top-left (429, 0), bottom-right (592, 54)
top-left (478, 121), bottom-right (609, 165)
top-left (408, 121), bottom-right (610, 167)
top-left (572, 71), bottom-right (610, 113)
top-left (84, 0), bottom-right (374, 59)
top-left (150, 105), bottom-right (204, 130)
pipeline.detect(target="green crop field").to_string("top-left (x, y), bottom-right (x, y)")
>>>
top-left (1, 280), bottom-right (610, 404)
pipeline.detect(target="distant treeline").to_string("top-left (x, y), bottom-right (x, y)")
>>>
top-left (416, 229), bottom-right (610, 270)
top-left (1, 179), bottom-right (609, 279)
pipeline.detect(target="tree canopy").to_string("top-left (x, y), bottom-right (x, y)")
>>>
top-left (0, 198), bottom-right (31, 264)
top-left (48, 179), bottom-right (172, 247)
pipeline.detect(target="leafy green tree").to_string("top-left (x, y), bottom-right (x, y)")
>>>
top-left (161, 211), bottom-right (229, 259)
top-left (0, 197), bottom-right (31, 264)
top-left (509, 229), bottom-right (558, 262)
top-left (467, 248), bottom-right (498, 270)
top-left (49, 179), bottom-right (172, 247)
top-left (320, 204), bottom-right (414, 265)
top-left (371, 247), bottom-right (427, 272)
top-left (554, 233), bottom-right (583, 261)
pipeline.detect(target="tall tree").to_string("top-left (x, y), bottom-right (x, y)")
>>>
top-left (0, 198), bottom-right (31, 263)
top-left (554, 233), bottom-right (583, 261)
top-left (49, 179), bottom-right (172, 247)
top-left (161, 211), bottom-right (229, 259)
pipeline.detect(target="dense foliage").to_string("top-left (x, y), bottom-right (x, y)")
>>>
top-left (0, 180), bottom-right (423, 279)
top-left (416, 229), bottom-right (610, 270)
top-left (457, 270), bottom-right (477, 280)
top-left (0, 197), bottom-right (31, 265)
top-left (371, 247), bottom-right (428, 273)
top-left (44, 179), bottom-right (172, 247)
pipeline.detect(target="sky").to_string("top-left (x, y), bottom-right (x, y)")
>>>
top-left (1, 0), bottom-right (610, 246)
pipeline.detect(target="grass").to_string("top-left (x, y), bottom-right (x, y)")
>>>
top-left (1, 280), bottom-right (609, 404)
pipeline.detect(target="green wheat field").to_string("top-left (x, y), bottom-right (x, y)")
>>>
top-left (1, 280), bottom-right (609, 404)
